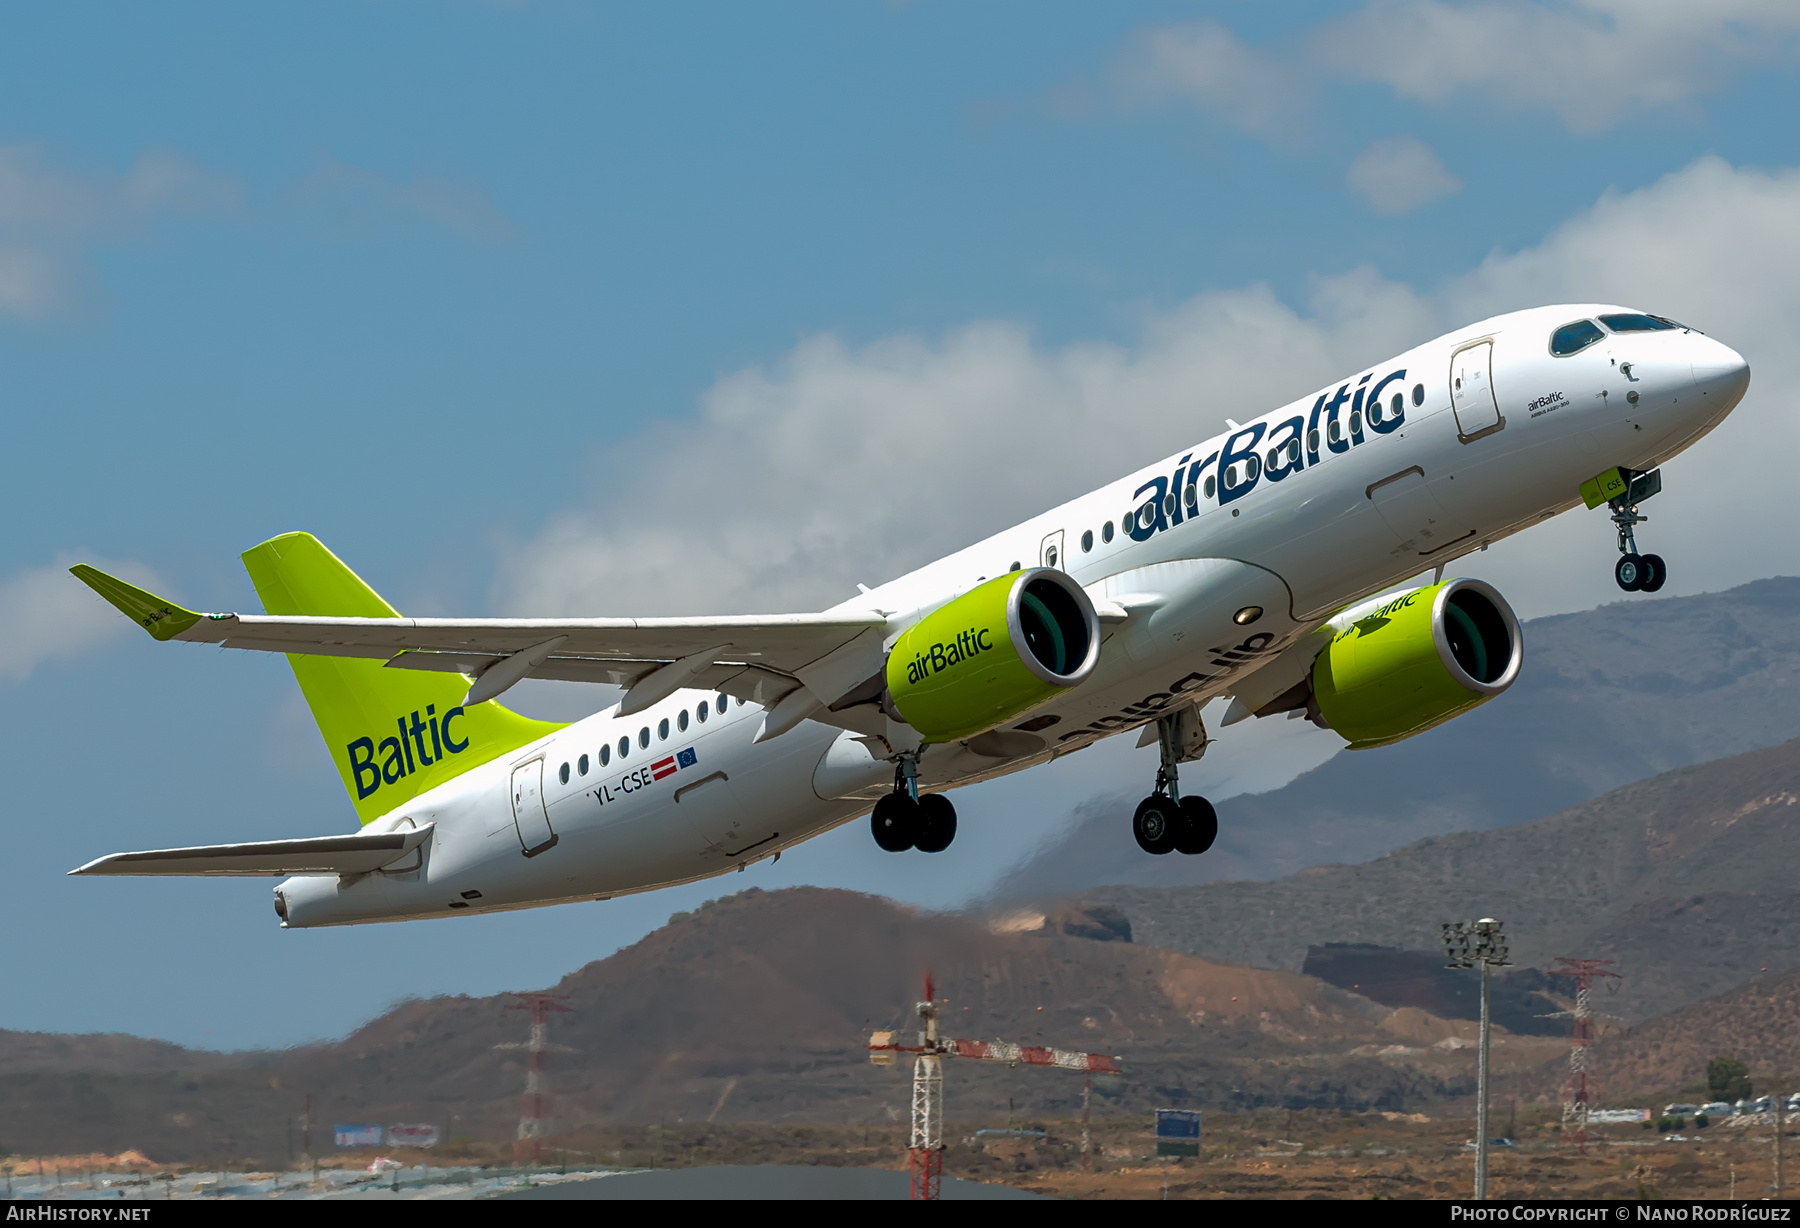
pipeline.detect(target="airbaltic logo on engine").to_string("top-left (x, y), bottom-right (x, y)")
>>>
top-left (345, 704), bottom-right (469, 800)
top-left (904, 627), bottom-right (996, 684)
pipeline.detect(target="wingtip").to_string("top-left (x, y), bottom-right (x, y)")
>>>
top-left (70, 564), bottom-right (203, 641)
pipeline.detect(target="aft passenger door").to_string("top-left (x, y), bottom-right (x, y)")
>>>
top-left (1450, 341), bottom-right (1502, 441)
top-left (510, 759), bottom-right (557, 856)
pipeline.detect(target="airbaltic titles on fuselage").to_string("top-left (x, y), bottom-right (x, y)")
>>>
top-left (1125, 366), bottom-right (1415, 543)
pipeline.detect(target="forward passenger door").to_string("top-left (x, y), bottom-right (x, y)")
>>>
top-left (1451, 341), bottom-right (1502, 440)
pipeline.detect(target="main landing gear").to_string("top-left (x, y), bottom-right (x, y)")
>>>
top-left (871, 749), bottom-right (957, 854)
top-left (1133, 710), bottom-right (1217, 857)
top-left (1608, 469), bottom-right (1667, 593)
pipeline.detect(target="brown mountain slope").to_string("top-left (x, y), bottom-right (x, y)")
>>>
top-left (0, 887), bottom-right (1529, 1164)
top-left (284, 886), bottom-right (1442, 1131)
top-left (1078, 736), bottom-right (1800, 1023)
top-left (0, 1031), bottom-right (229, 1076)
top-left (1001, 577), bottom-right (1800, 895)
top-left (1578, 966), bottom-right (1800, 1103)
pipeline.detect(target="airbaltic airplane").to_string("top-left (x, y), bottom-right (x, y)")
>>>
top-left (71, 304), bottom-right (1748, 928)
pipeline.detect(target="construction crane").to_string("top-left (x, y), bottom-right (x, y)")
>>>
top-left (868, 975), bottom-right (1121, 1200)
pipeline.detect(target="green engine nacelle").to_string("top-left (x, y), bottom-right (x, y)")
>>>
top-left (1312, 578), bottom-right (1522, 750)
top-left (886, 567), bottom-right (1101, 742)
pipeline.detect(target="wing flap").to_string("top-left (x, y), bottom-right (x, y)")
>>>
top-left (69, 825), bottom-right (434, 877)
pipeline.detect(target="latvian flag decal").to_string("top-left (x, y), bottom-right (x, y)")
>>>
top-left (653, 747), bottom-right (698, 781)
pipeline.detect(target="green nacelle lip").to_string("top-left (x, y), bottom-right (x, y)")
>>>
top-left (885, 568), bottom-right (1101, 743)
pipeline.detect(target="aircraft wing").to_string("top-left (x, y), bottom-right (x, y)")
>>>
top-left (71, 564), bottom-right (890, 723)
top-left (68, 825), bottom-right (434, 877)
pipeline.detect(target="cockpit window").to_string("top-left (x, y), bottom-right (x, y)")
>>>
top-left (1550, 319), bottom-right (1605, 356)
top-left (1600, 313), bottom-right (1676, 333)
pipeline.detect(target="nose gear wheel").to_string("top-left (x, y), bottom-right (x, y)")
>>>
top-left (1604, 468), bottom-right (1667, 592)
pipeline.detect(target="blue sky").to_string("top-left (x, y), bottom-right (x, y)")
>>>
top-left (6, 1), bottom-right (1800, 1049)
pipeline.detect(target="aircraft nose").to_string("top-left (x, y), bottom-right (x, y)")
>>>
top-left (1691, 335), bottom-right (1750, 407)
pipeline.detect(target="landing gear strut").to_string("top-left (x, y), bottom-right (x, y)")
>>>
top-left (1608, 469), bottom-right (1666, 593)
top-left (1132, 710), bottom-right (1217, 857)
top-left (871, 748), bottom-right (957, 854)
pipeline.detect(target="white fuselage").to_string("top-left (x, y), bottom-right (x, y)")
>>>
top-left (277, 304), bottom-right (1749, 926)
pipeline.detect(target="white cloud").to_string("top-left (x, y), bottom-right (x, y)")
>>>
top-left (1328, 0), bottom-right (1800, 131)
top-left (1112, 20), bottom-right (1309, 139)
top-left (0, 145), bottom-right (237, 319)
top-left (1346, 135), bottom-right (1462, 215)
top-left (502, 156), bottom-right (1800, 631)
top-left (499, 282), bottom-right (1435, 617)
top-left (291, 156), bottom-right (514, 242)
top-left (0, 556), bottom-right (169, 683)
top-left (1123, 2), bottom-right (1800, 135)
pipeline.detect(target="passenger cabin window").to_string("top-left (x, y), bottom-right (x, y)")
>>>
top-left (558, 762), bottom-right (570, 785)
top-left (600, 744), bottom-right (611, 766)
top-left (578, 753), bottom-right (589, 776)
top-left (639, 727), bottom-right (651, 749)
top-left (717, 692), bottom-right (730, 713)
top-left (678, 709), bottom-right (690, 731)
top-left (698, 700), bottom-right (710, 722)
top-left (1203, 474), bottom-right (1216, 499)
top-left (1101, 521), bottom-right (1114, 543)
top-left (1412, 383), bottom-right (1424, 406)
top-left (1550, 319), bottom-right (1605, 356)
top-left (617, 736), bottom-right (629, 759)
top-left (1599, 313), bottom-right (1677, 333)
top-left (658, 718), bottom-right (670, 740)
top-left (1081, 529), bottom-right (1093, 552)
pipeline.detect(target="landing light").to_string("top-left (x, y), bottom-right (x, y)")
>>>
top-left (1233, 606), bottom-right (1263, 626)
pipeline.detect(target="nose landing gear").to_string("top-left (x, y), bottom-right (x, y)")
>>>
top-left (1132, 709), bottom-right (1217, 857)
top-left (870, 749), bottom-right (957, 854)
top-left (1593, 467), bottom-right (1667, 593)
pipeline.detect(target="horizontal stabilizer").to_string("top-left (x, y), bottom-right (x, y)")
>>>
top-left (68, 825), bottom-right (433, 877)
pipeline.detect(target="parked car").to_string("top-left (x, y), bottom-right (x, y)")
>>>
top-left (1663, 1103), bottom-right (1700, 1116)
top-left (1702, 1102), bottom-right (1735, 1117)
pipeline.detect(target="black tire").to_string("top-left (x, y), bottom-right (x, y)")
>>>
top-left (1174, 795), bottom-right (1218, 855)
top-left (1615, 554), bottom-right (1645, 592)
top-left (1640, 553), bottom-right (1667, 593)
top-left (871, 793), bottom-right (919, 852)
top-left (914, 795), bottom-right (957, 853)
top-left (1133, 795), bottom-right (1178, 855)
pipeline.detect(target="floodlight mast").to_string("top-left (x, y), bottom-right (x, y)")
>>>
top-left (1442, 918), bottom-right (1511, 1201)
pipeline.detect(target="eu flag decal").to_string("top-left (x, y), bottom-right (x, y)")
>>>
top-left (676, 747), bottom-right (698, 770)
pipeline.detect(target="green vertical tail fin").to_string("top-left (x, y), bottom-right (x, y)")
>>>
top-left (242, 532), bottom-right (564, 826)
